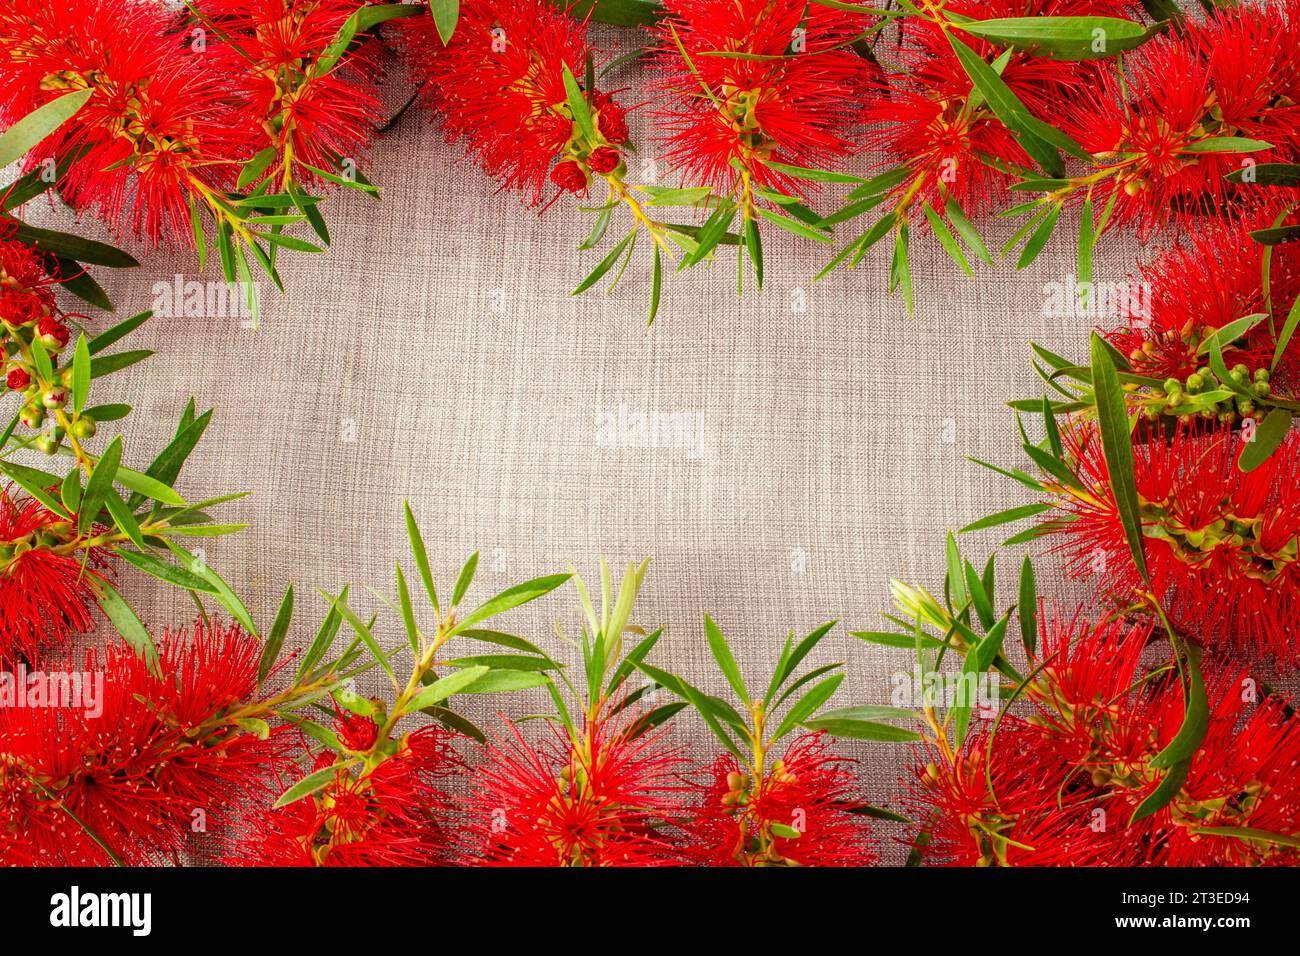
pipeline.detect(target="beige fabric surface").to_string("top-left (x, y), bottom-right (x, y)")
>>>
top-left (19, 27), bottom-right (1154, 863)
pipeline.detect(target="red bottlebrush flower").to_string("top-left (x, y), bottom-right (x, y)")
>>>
top-left (1040, 420), bottom-right (1300, 662)
top-left (333, 705), bottom-right (379, 752)
top-left (5, 368), bottom-right (29, 392)
top-left (1103, 214), bottom-right (1300, 395)
top-left (0, 0), bottom-right (247, 245)
top-left (909, 729), bottom-right (1130, 867)
top-left (597, 97), bottom-right (629, 144)
top-left (226, 727), bottom-right (461, 866)
top-left (652, 0), bottom-right (873, 201)
top-left (461, 712), bottom-right (691, 866)
top-left (861, 0), bottom-right (1129, 221)
top-left (0, 488), bottom-right (107, 665)
top-left (686, 733), bottom-right (875, 867)
top-left (0, 620), bottom-right (294, 865)
top-left (401, 0), bottom-right (624, 206)
top-left (912, 614), bottom-right (1300, 866)
top-left (0, 240), bottom-right (60, 331)
top-left (195, 0), bottom-right (387, 185)
top-left (1063, 3), bottom-right (1300, 238)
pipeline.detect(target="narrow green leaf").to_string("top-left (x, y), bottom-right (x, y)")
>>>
top-left (1091, 332), bottom-right (1149, 582)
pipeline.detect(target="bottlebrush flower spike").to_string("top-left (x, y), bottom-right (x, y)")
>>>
top-left (0, 0), bottom-right (246, 245)
top-left (226, 726), bottom-right (461, 866)
top-left (0, 486), bottom-right (107, 665)
top-left (912, 613), bottom-right (1300, 866)
top-left (862, 0), bottom-right (1126, 221)
top-left (1103, 214), bottom-right (1300, 397)
top-left (1038, 420), bottom-right (1300, 661)
top-left (652, 0), bottom-right (873, 205)
top-left (687, 732), bottom-right (876, 867)
top-left (461, 712), bottom-right (691, 866)
top-left (0, 620), bottom-right (294, 865)
top-left (1062, 2), bottom-right (1300, 238)
top-left (193, 0), bottom-right (388, 187)
top-left (401, 0), bottom-right (625, 206)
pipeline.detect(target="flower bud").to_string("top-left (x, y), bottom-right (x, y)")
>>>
top-left (6, 367), bottom-right (30, 391)
top-left (550, 160), bottom-right (587, 193)
top-left (70, 415), bottom-right (97, 439)
top-left (41, 388), bottom-right (67, 409)
top-left (587, 146), bottom-right (621, 174)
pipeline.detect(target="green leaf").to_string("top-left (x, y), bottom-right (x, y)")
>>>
top-left (326, 592), bottom-right (395, 683)
top-left (1238, 409), bottom-right (1293, 473)
top-left (947, 34), bottom-right (1063, 177)
top-left (800, 716), bottom-right (922, 742)
top-left (572, 230), bottom-right (634, 294)
top-left (772, 673), bottom-right (843, 741)
top-left (1181, 137), bottom-right (1273, 154)
top-left (1018, 555), bottom-right (1038, 655)
top-left (394, 564), bottom-right (421, 656)
top-left (237, 147), bottom-right (277, 190)
top-left (403, 502), bottom-right (440, 617)
top-left (1225, 162), bottom-right (1300, 186)
top-left (78, 435), bottom-right (121, 535)
top-left (461, 669), bottom-right (551, 694)
top-left (274, 762), bottom-right (353, 808)
top-left (113, 546), bottom-right (221, 594)
top-left (1273, 294), bottom-right (1300, 373)
top-left (703, 614), bottom-right (748, 706)
top-left (258, 585), bottom-right (295, 683)
top-left (1091, 332), bottom-right (1149, 582)
top-left (116, 467), bottom-right (185, 506)
top-left (317, 3), bottom-right (424, 75)
top-left (958, 502), bottom-right (1052, 533)
top-left (925, 203), bottom-right (973, 276)
top-left (163, 540), bottom-right (257, 634)
top-left (71, 334), bottom-right (90, 414)
top-left (1148, 648), bottom-right (1208, 769)
top-left (1017, 204), bottom-right (1061, 268)
top-left (1130, 758), bottom-right (1190, 823)
top-left (454, 573), bottom-right (572, 633)
top-left (408, 666), bottom-right (491, 711)
top-left (10, 223), bottom-right (138, 268)
top-left (452, 551), bottom-right (479, 607)
top-left (955, 16), bottom-right (1154, 61)
top-left (429, 0), bottom-right (459, 44)
top-left (91, 579), bottom-right (159, 673)
top-left (561, 63), bottom-right (595, 142)
top-left (944, 198), bottom-right (993, 265)
top-left (0, 89), bottom-right (94, 168)
top-left (648, 243), bottom-right (663, 326)
top-left (88, 310), bottom-right (150, 354)
top-left (1190, 826), bottom-right (1300, 849)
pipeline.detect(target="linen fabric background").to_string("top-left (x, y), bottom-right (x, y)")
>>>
top-left (17, 24), bottom-right (1157, 863)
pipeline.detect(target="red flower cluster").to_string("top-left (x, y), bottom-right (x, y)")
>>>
top-left (0, 486), bottom-right (108, 665)
top-left (0, 0), bottom-right (242, 245)
top-left (0, 621), bottom-right (292, 865)
top-left (862, 0), bottom-right (1128, 219)
top-left (913, 616), bottom-right (1300, 866)
top-left (460, 712), bottom-right (690, 866)
top-left (198, 0), bottom-right (387, 184)
top-left (0, 0), bottom-right (388, 245)
top-left (402, 0), bottom-right (629, 205)
top-left (652, 0), bottom-right (872, 201)
top-left (1044, 421), bottom-right (1300, 661)
top-left (1064, 1), bottom-right (1300, 237)
top-left (226, 726), bottom-right (460, 866)
top-left (686, 733), bottom-right (875, 867)
top-left (1104, 214), bottom-right (1300, 395)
